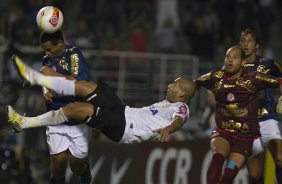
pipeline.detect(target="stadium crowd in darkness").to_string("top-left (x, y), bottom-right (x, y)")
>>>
top-left (1, 0), bottom-right (282, 61)
top-left (1, 0), bottom-right (282, 183)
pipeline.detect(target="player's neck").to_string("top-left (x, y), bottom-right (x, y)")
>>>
top-left (226, 69), bottom-right (243, 80)
top-left (244, 54), bottom-right (257, 64)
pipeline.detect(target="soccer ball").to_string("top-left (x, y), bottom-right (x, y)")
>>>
top-left (36, 6), bottom-right (64, 33)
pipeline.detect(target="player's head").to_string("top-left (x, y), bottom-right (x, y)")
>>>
top-left (224, 46), bottom-right (245, 77)
top-left (166, 77), bottom-right (196, 104)
top-left (39, 30), bottom-right (65, 58)
top-left (240, 28), bottom-right (259, 57)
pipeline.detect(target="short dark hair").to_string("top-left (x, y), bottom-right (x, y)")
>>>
top-left (240, 28), bottom-right (260, 44)
top-left (39, 30), bottom-right (64, 45)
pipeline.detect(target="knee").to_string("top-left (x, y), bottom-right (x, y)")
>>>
top-left (248, 172), bottom-right (262, 183)
top-left (274, 152), bottom-right (282, 167)
top-left (247, 166), bottom-right (262, 182)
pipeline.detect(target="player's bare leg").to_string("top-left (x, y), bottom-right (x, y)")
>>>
top-left (50, 151), bottom-right (68, 181)
top-left (268, 139), bottom-right (282, 183)
top-left (69, 155), bottom-right (92, 183)
top-left (221, 153), bottom-right (246, 184)
top-left (207, 137), bottom-right (230, 184)
top-left (246, 154), bottom-right (264, 184)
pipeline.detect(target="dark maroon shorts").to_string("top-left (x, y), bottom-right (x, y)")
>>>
top-left (210, 129), bottom-right (254, 158)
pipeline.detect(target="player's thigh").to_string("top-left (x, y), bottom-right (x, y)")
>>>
top-left (210, 136), bottom-right (230, 156)
top-left (68, 130), bottom-right (89, 175)
top-left (268, 139), bottom-right (282, 163)
top-left (63, 102), bottom-right (94, 120)
top-left (75, 80), bottom-right (97, 97)
top-left (51, 151), bottom-right (69, 165)
top-left (246, 153), bottom-right (264, 177)
top-left (50, 151), bottom-right (69, 178)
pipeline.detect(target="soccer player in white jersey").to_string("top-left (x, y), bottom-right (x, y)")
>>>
top-left (8, 55), bottom-right (196, 143)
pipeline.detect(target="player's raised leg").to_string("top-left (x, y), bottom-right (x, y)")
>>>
top-left (12, 54), bottom-right (75, 95)
top-left (7, 105), bottom-right (68, 132)
top-left (12, 55), bottom-right (97, 97)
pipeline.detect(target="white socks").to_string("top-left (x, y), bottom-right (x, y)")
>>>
top-left (32, 70), bottom-right (75, 96)
top-left (21, 108), bottom-right (68, 129)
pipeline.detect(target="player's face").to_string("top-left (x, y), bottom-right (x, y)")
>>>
top-left (224, 48), bottom-right (243, 76)
top-left (166, 78), bottom-right (182, 102)
top-left (240, 33), bottom-right (258, 57)
top-left (41, 41), bottom-right (64, 58)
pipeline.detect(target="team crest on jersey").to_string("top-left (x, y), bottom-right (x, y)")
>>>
top-left (227, 93), bottom-right (235, 102)
top-left (59, 59), bottom-right (69, 70)
top-left (257, 65), bottom-right (269, 74)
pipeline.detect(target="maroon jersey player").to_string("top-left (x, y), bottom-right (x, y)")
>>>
top-left (195, 46), bottom-right (282, 184)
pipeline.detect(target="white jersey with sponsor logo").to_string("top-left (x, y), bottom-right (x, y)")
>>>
top-left (121, 100), bottom-right (189, 143)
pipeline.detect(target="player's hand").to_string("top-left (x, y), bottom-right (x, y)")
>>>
top-left (277, 96), bottom-right (282, 114)
top-left (43, 90), bottom-right (54, 103)
top-left (154, 128), bottom-right (170, 142)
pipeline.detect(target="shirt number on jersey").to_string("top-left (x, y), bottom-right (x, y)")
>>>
top-left (149, 106), bottom-right (158, 115)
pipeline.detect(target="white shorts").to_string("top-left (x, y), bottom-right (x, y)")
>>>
top-left (46, 124), bottom-right (89, 159)
top-left (250, 119), bottom-right (282, 158)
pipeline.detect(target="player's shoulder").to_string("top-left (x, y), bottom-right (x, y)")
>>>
top-left (173, 101), bottom-right (189, 109)
top-left (257, 56), bottom-right (282, 72)
top-left (196, 70), bottom-right (223, 82)
top-left (240, 69), bottom-right (258, 79)
top-left (243, 69), bottom-right (259, 77)
top-left (174, 102), bottom-right (189, 115)
top-left (258, 56), bottom-right (274, 64)
top-left (212, 70), bottom-right (224, 78)
top-left (65, 44), bottom-right (81, 54)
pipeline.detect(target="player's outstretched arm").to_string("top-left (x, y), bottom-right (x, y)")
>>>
top-left (153, 116), bottom-right (184, 142)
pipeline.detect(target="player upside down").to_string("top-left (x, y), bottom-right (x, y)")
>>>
top-left (8, 54), bottom-right (197, 143)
